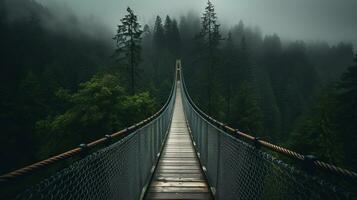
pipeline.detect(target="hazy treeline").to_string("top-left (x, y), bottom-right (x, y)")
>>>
top-left (176, 5), bottom-right (356, 169)
top-left (1, 0), bottom-right (110, 173)
top-left (0, 0), bottom-right (169, 173)
top-left (1, 0), bottom-right (356, 174)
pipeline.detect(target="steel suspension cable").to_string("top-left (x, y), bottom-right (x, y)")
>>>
top-left (180, 68), bottom-right (357, 181)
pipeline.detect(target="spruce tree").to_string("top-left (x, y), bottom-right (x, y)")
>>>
top-left (153, 16), bottom-right (165, 50)
top-left (164, 15), bottom-right (172, 37)
top-left (151, 16), bottom-right (167, 87)
top-left (337, 54), bottom-right (357, 168)
top-left (170, 19), bottom-right (181, 56)
top-left (222, 32), bottom-right (237, 120)
top-left (113, 7), bottom-right (143, 95)
top-left (196, 0), bottom-right (221, 114)
top-left (164, 16), bottom-right (181, 57)
top-left (142, 24), bottom-right (152, 52)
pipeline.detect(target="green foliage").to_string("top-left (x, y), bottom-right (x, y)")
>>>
top-left (181, 2), bottom-right (354, 171)
top-left (164, 16), bottom-right (181, 57)
top-left (197, 0), bottom-right (221, 51)
top-left (231, 82), bottom-right (264, 135)
top-left (289, 87), bottom-right (343, 164)
top-left (288, 55), bottom-right (357, 168)
top-left (153, 16), bottom-right (165, 50)
top-left (2, 0), bottom-right (356, 175)
top-left (36, 74), bottom-right (156, 158)
top-left (194, 0), bottom-right (222, 114)
top-left (335, 55), bottom-right (357, 168)
top-left (121, 92), bottom-right (156, 125)
top-left (113, 7), bottom-right (143, 94)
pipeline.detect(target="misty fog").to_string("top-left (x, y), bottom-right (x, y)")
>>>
top-left (35, 0), bottom-right (357, 49)
top-left (1, 0), bottom-right (357, 199)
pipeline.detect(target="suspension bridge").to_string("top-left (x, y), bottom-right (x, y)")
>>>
top-left (0, 60), bottom-right (356, 200)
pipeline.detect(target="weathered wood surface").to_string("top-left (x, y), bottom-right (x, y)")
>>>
top-left (145, 82), bottom-right (212, 200)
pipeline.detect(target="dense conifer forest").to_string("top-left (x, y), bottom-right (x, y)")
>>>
top-left (1, 0), bottom-right (356, 175)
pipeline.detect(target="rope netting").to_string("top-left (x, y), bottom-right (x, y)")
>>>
top-left (2, 63), bottom-right (356, 200)
top-left (9, 85), bottom-right (176, 200)
top-left (181, 77), bottom-right (356, 200)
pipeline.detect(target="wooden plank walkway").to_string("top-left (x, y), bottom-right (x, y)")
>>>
top-left (145, 82), bottom-right (212, 200)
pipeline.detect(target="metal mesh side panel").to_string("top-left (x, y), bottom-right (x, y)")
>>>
top-left (16, 134), bottom-right (141, 200)
top-left (15, 87), bottom-right (176, 200)
top-left (181, 87), bottom-right (354, 200)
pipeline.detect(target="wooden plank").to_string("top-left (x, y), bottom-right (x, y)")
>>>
top-left (149, 186), bottom-right (209, 193)
top-left (158, 163), bottom-right (198, 166)
top-left (158, 161), bottom-right (199, 164)
top-left (155, 176), bottom-right (205, 182)
top-left (160, 159), bottom-right (197, 162)
top-left (163, 150), bottom-right (194, 152)
top-left (145, 192), bottom-right (212, 199)
top-left (158, 166), bottom-right (200, 170)
top-left (164, 146), bottom-right (192, 148)
top-left (150, 181), bottom-right (208, 187)
top-left (155, 173), bottom-right (204, 178)
top-left (166, 138), bottom-right (190, 140)
top-left (159, 160), bottom-right (198, 164)
top-left (163, 152), bottom-right (195, 154)
top-left (162, 155), bottom-right (196, 158)
top-left (156, 169), bottom-right (202, 174)
top-left (144, 82), bottom-right (211, 200)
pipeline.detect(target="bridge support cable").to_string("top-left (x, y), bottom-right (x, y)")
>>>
top-left (144, 64), bottom-right (212, 199)
top-left (0, 69), bottom-right (178, 200)
top-left (180, 65), bottom-right (356, 200)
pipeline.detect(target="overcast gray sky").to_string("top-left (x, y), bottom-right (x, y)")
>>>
top-left (37, 0), bottom-right (357, 48)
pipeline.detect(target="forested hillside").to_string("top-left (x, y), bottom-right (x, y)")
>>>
top-left (0, 0), bottom-right (173, 173)
top-left (179, 4), bottom-right (356, 170)
top-left (1, 0), bottom-right (356, 174)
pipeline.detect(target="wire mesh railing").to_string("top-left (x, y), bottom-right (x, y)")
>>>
top-left (15, 104), bottom-right (174, 200)
top-left (0, 77), bottom-right (177, 200)
top-left (180, 69), bottom-right (356, 200)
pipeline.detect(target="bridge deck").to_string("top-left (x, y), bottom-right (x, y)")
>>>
top-left (145, 82), bottom-right (212, 200)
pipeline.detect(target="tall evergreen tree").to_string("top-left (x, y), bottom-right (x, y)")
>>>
top-left (164, 15), bottom-right (172, 37)
top-left (232, 20), bottom-right (245, 45)
top-left (142, 24), bottom-right (152, 50)
top-left (170, 19), bottom-right (181, 56)
top-left (232, 81), bottom-right (264, 135)
top-left (113, 7), bottom-right (143, 95)
top-left (152, 16), bottom-right (166, 86)
top-left (337, 54), bottom-right (357, 168)
top-left (196, 0), bottom-right (221, 114)
top-left (239, 37), bottom-right (252, 82)
top-left (153, 16), bottom-right (165, 50)
top-left (222, 32), bottom-right (237, 120)
top-left (164, 16), bottom-right (181, 57)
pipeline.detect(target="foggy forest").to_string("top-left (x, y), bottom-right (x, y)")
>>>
top-left (1, 0), bottom-right (356, 199)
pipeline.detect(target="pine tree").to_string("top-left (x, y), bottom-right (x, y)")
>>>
top-left (142, 24), bottom-right (153, 55)
top-left (164, 15), bottom-right (172, 37)
top-left (196, 0), bottom-right (222, 114)
top-left (170, 19), bottom-right (181, 56)
top-left (239, 36), bottom-right (253, 81)
top-left (232, 81), bottom-right (264, 135)
top-left (143, 24), bottom-right (151, 35)
top-left (113, 7), bottom-right (143, 95)
top-left (232, 20), bottom-right (244, 45)
top-left (151, 16), bottom-right (166, 86)
top-left (0, 0), bottom-right (5, 26)
top-left (153, 16), bottom-right (165, 50)
top-left (164, 16), bottom-right (181, 57)
top-left (222, 32), bottom-right (237, 120)
top-left (337, 54), bottom-right (357, 168)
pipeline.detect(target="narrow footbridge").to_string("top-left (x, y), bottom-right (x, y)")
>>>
top-left (145, 80), bottom-right (212, 199)
top-left (0, 60), bottom-right (356, 200)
